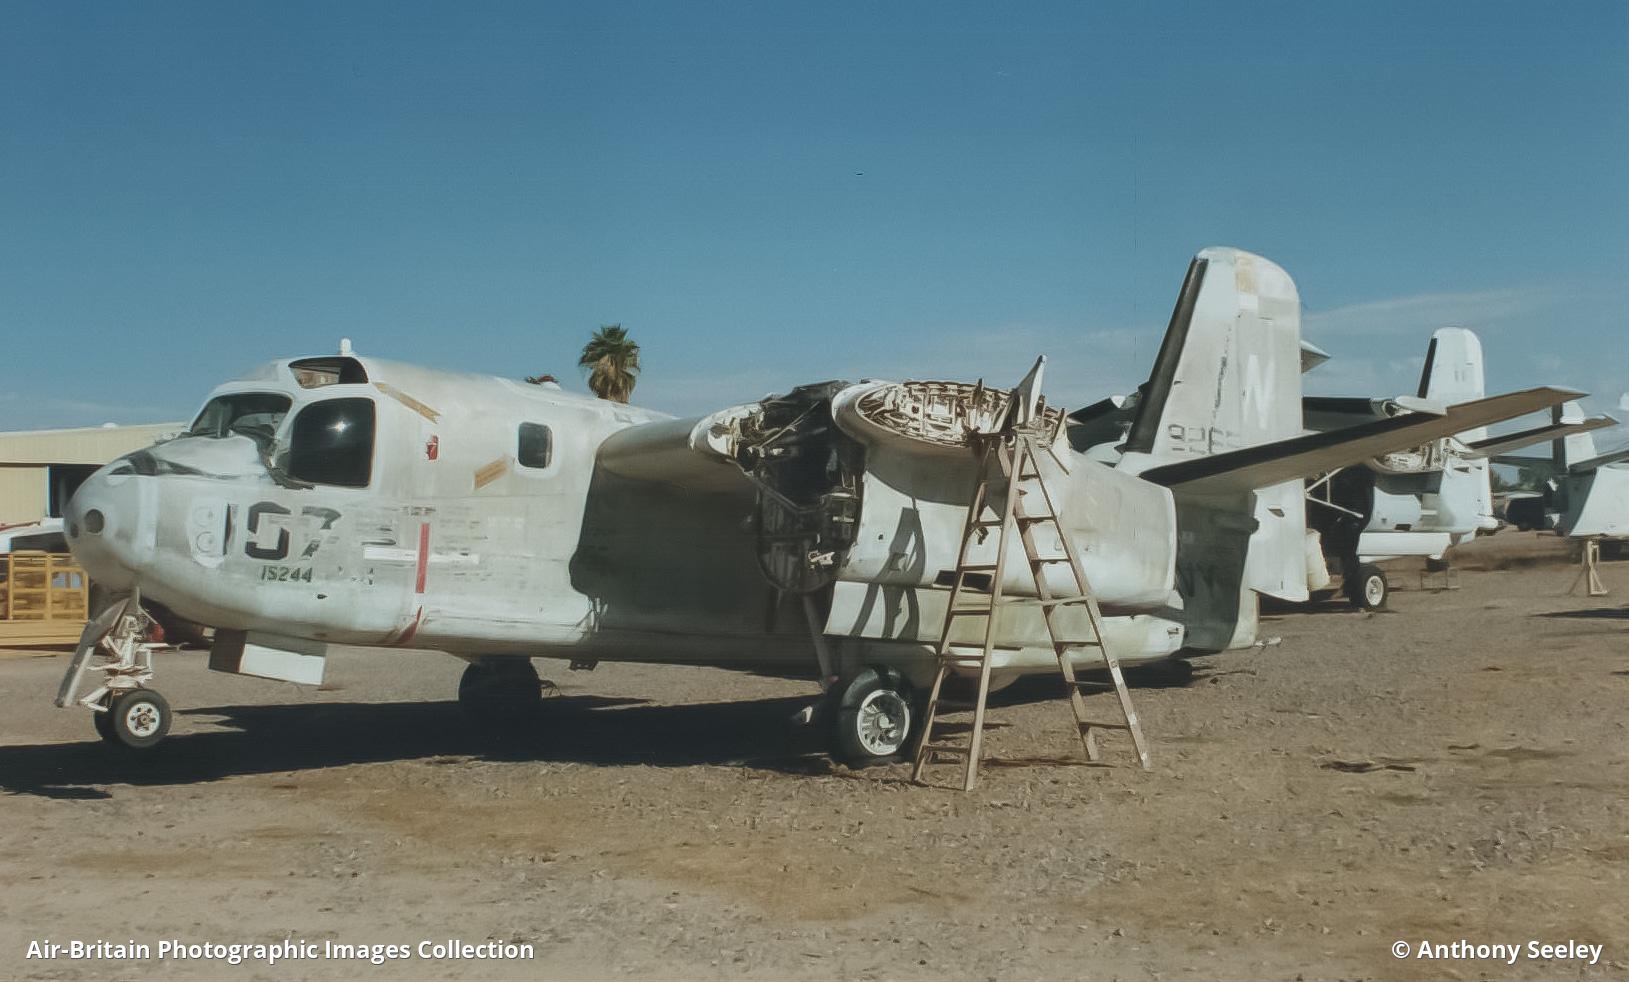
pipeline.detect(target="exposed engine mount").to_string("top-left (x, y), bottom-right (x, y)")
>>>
top-left (727, 382), bottom-right (865, 594)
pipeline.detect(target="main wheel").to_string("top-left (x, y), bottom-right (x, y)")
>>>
top-left (829, 667), bottom-right (916, 768)
top-left (1347, 564), bottom-right (1388, 610)
top-left (104, 689), bottom-right (171, 750)
top-left (458, 659), bottom-right (543, 724)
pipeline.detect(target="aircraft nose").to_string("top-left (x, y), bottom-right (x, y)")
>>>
top-left (64, 458), bottom-right (145, 591)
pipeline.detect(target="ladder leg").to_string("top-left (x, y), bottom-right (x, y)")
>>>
top-left (910, 662), bottom-right (951, 782)
top-left (961, 437), bottom-right (1019, 791)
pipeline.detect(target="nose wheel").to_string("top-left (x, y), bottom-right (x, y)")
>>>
top-left (94, 689), bottom-right (173, 749)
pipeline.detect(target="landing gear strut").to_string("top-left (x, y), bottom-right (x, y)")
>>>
top-left (457, 658), bottom-right (544, 724)
top-left (56, 588), bottom-right (172, 750)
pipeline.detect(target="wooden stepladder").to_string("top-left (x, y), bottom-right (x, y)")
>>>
top-left (911, 431), bottom-right (1151, 791)
top-left (1570, 538), bottom-right (1608, 597)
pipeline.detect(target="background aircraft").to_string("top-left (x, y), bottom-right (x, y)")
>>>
top-left (1301, 329), bottom-right (1612, 608)
top-left (1500, 397), bottom-right (1629, 548)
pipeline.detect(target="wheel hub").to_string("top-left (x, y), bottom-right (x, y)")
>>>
top-left (1364, 576), bottom-right (1384, 606)
top-left (855, 689), bottom-right (910, 756)
top-left (124, 700), bottom-right (160, 738)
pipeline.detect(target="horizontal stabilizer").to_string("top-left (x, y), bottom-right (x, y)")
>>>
top-left (1300, 340), bottom-right (1331, 374)
top-left (1143, 387), bottom-right (1581, 494)
top-left (1466, 415), bottom-right (1616, 459)
top-left (1567, 445), bottom-right (1629, 475)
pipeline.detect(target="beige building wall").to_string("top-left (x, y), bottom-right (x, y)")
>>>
top-left (0, 423), bottom-right (183, 465)
top-left (0, 467), bottom-right (47, 525)
top-left (0, 422), bottom-right (184, 526)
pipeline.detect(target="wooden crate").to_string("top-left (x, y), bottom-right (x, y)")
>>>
top-left (0, 551), bottom-right (88, 646)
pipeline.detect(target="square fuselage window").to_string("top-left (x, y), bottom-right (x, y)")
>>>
top-left (519, 423), bottom-right (553, 469)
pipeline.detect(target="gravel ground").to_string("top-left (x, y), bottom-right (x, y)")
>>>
top-left (1, 531), bottom-right (1625, 981)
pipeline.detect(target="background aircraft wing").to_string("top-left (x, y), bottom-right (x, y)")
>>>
top-left (1465, 415), bottom-right (1615, 459)
top-left (1143, 387), bottom-right (1581, 494)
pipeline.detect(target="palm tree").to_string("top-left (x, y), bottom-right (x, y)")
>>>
top-left (578, 324), bottom-right (641, 403)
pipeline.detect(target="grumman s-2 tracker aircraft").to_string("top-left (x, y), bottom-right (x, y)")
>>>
top-left (57, 247), bottom-right (1581, 766)
top-left (1300, 328), bottom-right (1613, 609)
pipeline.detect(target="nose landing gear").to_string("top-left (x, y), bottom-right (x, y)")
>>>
top-left (55, 588), bottom-right (172, 750)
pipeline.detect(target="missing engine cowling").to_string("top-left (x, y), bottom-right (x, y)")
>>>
top-left (729, 382), bottom-right (866, 594)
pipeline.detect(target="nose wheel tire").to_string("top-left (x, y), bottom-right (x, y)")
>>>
top-left (98, 689), bottom-right (172, 750)
top-left (458, 659), bottom-right (544, 724)
top-left (828, 667), bottom-right (917, 768)
top-left (1347, 564), bottom-right (1388, 611)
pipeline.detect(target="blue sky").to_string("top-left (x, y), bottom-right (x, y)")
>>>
top-left (3, 2), bottom-right (1626, 432)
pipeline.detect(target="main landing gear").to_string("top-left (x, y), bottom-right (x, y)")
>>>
top-left (824, 666), bottom-right (919, 768)
top-left (56, 588), bottom-right (173, 750)
top-left (1345, 561), bottom-right (1389, 611)
top-left (457, 658), bottom-right (545, 724)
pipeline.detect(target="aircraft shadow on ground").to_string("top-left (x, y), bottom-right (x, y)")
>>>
top-left (1258, 595), bottom-right (1364, 617)
top-left (1534, 607), bottom-right (1629, 620)
top-left (0, 663), bottom-right (1201, 800)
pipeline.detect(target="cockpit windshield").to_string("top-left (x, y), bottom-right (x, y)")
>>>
top-left (189, 393), bottom-right (293, 440)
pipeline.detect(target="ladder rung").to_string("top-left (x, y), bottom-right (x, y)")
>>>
top-left (1075, 679), bottom-right (1117, 689)
top-left (1080, 721), bottom-right (1133, 731)
top-left (1015, 514), bottom-right (1057, 525)
top-left (1030, 594), bottom-right (1092, 607)
top-left (947, 607), bottom-right (994, 617)
top-left (958, 563), bottom-right (1001, 571)
top-left (1030, 556), bottom-right (1071, 564)
top-left (1053, 640), bottom-right (1103, 648)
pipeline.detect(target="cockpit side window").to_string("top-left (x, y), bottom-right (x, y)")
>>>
top-left (287, 398), bottom-right (376, 488)
top-left (189, 393), bottom-right (293, 439)
top-left (518, 423), bottom-right (553, 469)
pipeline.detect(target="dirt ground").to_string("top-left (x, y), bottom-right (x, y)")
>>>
top-left (2, 531), bottom-right (1625, 981)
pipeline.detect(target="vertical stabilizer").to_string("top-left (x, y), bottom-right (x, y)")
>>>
top-left (1417, 327), bottom-right (1486, 405)
top-left (1120, 248), bottom-right (1304, 468)
top-left (1419, 328), bottom-right (1492, 534)
top-left (1555, 400), bottom-right (1597, 470)
top-left (1119, 247), bottom-right (1308, 649)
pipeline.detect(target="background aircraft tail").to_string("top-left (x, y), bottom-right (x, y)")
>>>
top-left (1417, 327), bottom-right (1486, 406)
top-left (1418, 327), bottom-right (1492, 535)
top-left (1554, 400), bottom-right (1599, 471)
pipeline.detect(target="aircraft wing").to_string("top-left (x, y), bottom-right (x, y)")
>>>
top-left (594, 414), bottom-right (758, 493)
top-left (1301, 394), bottom-right (1451, 433)
top-left (1465, 415), bottom-right (1616, 459)
top-left (1143, 387), bottom-right (1581, 494)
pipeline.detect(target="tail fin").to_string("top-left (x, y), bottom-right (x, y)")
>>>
top-left (1415, 327), bottom-right (1491, 532)
top-left (1417, 328), bottom-right (1485, 402)
top-left (1120, 248), bottom-right (1304, 471)
top-left (1555, 400), bottom-right (1598, 470)
top-left (1119, 247), bottom-right (1309, 649)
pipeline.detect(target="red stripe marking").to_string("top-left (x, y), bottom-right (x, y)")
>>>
top-left (414, 522), bottom-right (430, 594)
top-left (395, 606), bottom-right (424, 646)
